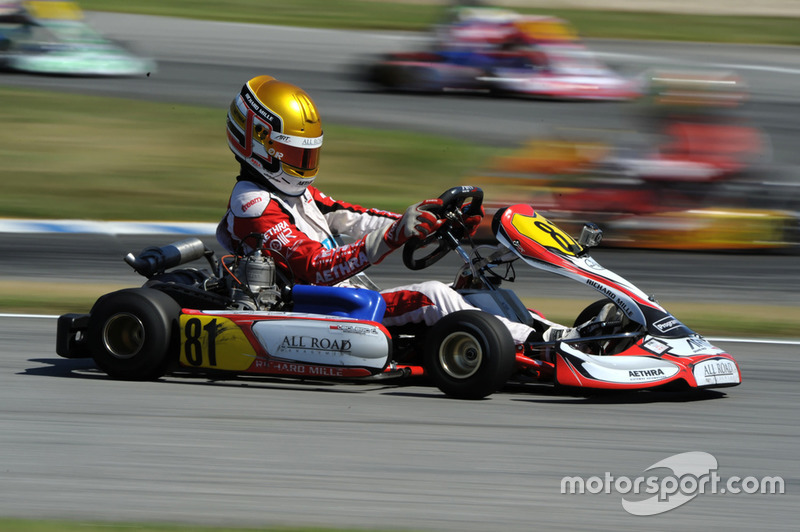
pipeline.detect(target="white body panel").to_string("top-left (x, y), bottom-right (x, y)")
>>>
top-left (252, 319), bottom-right (389, 369)
top-left (559, 343), bottom-right (680, 385)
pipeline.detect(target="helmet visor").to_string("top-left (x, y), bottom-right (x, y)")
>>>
top-left (270, 130), bottom-right (323, 171)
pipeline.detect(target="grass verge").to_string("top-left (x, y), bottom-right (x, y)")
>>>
top-left (0, 86), bottom-right (497, 219)
top-left (76, 0), bottom-right (800, 45)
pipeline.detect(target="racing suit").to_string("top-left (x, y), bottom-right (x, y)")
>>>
top-left (217, 175), bottom-right (548, 344)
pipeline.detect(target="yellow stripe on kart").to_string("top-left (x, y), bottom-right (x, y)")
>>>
top-left (511, 211), bottom-right (582, 257)
top-left (180, 314), bottom-right (257, 371)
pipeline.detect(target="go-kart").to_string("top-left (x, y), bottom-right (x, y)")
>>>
top-left (56, 186), bottom-right (741, 399)
top-left (361, 11), bottom-right (638, 100)
top-left (0, 1), bottom-right (154, 76)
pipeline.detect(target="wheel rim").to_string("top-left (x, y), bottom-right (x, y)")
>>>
top-left (438, 331), bottom-right (483, 380)
top-left (102, 312), bottom-right (145, 359)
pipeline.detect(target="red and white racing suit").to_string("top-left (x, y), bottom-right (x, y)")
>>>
top-left (217, 178), bottom-right (542, 344)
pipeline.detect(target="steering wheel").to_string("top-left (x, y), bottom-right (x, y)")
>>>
top-left (402, 186), bottom-right (483, 271)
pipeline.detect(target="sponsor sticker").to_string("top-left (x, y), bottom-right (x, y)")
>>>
top-left (642, 338), bottom-right (670, 355)
top-left (331, 324), bottom-right (379, 336)
top-left (251, 319), bottom-right (388, 369)
top-left (653, 316), bottom-right (682, 333)
top-left (693, 358), bottom-right (740, 386)
top-left (279, 335), bottom-right (352, 353)
top-left (627, 368), bottom-right (668, 382)
top-left (645, 336), bottom-right (723, 357)
top-left (686, 336), bottom-right (715, 352)
top-left (582, 257), bottom-right (604, 270)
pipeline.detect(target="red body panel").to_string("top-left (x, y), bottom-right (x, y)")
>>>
top-left (553, 344), bottom-right (740, 390)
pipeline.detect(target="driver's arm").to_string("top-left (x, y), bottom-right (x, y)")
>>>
top-left (224, 194), bottom-right (443, 285)
top-left (310, 188), bottom-right (401, 237)
top-left (363, 199), bottom-right (444, 264)
top-left (259, 200), bottom-right (441, 285)
top-left (310, 189), bottom-right (447, 265)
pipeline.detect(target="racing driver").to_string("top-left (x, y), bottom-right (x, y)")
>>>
top-left (217, 75), bottom-right (580, 351)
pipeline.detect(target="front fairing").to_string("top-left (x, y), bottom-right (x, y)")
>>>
top-left (555, 334), bottom-right (741, 389)
top-left (485, 203), bottom-right (742, 390)
top-left (494, 204), bottom-right (676, 329)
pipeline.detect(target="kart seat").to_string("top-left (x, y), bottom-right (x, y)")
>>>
top-left (290, 285), bottom-right (386, 322)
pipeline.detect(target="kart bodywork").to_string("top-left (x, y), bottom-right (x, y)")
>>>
top-left (492, 204), bottom-right (741, 390)
top-left (56, 188), bottom-right (740, 398)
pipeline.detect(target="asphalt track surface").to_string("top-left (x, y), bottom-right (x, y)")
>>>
top-left (2, 319), bottom-right (798, 531)
top-left (1, 13), bottom-right (799, 532)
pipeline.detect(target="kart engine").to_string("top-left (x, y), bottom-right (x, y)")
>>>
top-left (125, 238), bottom-right (281, 311)
top-left (228, 250), bottom-right (281, 310)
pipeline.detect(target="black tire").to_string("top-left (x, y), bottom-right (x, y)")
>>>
top-left (369, 63), bottom-right (404, 90)
top-left (375, 64), bottom-right (443, 93)
top-left (424, 310), bottom-right (516, 399)
top-left (87, 288), bottom-right (181, 380)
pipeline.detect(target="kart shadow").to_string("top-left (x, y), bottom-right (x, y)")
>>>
top-left (503, 381), bottom-right (728, 404)
top-left (23, 359), bottom-right (728, 403)
top-left (23, 357), bottom-right (430, 395)
top-left (165, 372), bottom-right (419, 396)
top-left (23, 357), bottom-right (101, 378)
top-left (23, 358), bottom-right (406, 392)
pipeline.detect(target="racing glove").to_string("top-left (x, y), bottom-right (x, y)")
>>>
top-left (364, 198), bottom-right (444, 264)
top-left (462, 203), bottom-right (485, 237)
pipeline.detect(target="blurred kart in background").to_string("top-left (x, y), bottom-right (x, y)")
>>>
top-left (360, 6), bottom-right (639, 100)
top-left (0, 0), bottom-right (154, 76)
top-left (471, 151), bottom-right (800, 252)
top-left (468, 70), bottom-right (800, 252)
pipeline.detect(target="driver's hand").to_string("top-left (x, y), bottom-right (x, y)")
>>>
top-left (386, 198), bottom-right (445, 247)
top-left (462, 203), bottom-right (485, 237)
top-left (364, 198), bottom-right (444, 264)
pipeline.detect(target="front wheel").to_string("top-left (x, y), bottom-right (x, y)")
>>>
top-left (87, 288), bottom-right (181, 380)
top-left (424, 310), bottom-right (516, 399)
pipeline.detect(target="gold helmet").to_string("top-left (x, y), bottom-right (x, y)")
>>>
top-left (226, 75), bottom-right (323, 196)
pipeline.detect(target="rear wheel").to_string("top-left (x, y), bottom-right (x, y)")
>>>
top-left (87, 288), bottom-right (181, 380)
top-left (424, 310), bottom-right (516, 399)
